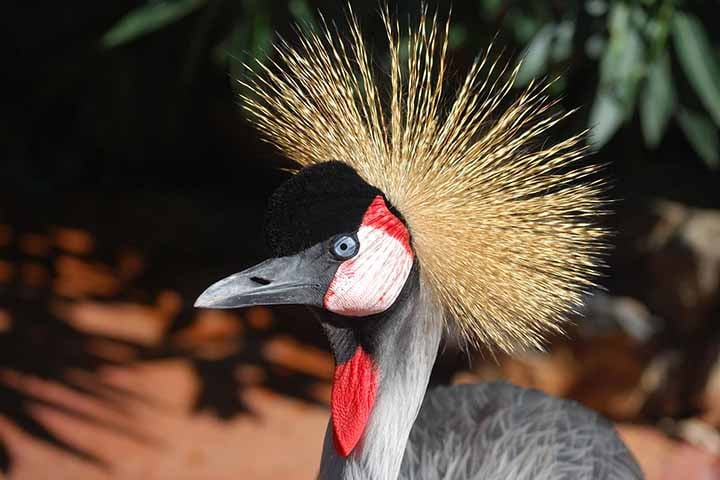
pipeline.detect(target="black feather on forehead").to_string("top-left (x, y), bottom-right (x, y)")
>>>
top-left (264, 161), bottom-right (382, 257)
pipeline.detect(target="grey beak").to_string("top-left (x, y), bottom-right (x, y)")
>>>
top-left (194, 250), bottom-right (330, 309)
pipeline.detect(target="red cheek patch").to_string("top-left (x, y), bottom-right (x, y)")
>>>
top-left (363, 196), bottom-right (412, 254)
top-left (323, 196), bottom-right (414, 316)
top-left (331, 346), bottom-right (378, 457)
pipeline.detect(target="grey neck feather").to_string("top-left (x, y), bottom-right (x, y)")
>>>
top-left (317, 282), bottom-right (443, 480)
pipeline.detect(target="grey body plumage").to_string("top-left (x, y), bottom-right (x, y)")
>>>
top-left (401, 382), bottom-right (643, 479)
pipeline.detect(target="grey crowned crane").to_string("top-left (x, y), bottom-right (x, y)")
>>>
top-left (195, 8), bottom-right (644, 480)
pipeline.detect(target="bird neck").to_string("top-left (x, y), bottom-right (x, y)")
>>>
top-left (317, 279), bottom-right (443, 480)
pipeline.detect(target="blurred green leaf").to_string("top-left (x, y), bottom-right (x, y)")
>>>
top-left (102, 0), bottom-right (208, 49)
top-left (515, 24), bottom-right (553, 86)
top-left (585, 34), bottom-right (606, 60)
top-left (672, 12), bottom-right (720, 126)
top-left (608, 2), bottom-right (630, 37)
top-left (589, 92), bottom-right (625, 148)
top-left (217, 4), bottom-right (273, 96)
top-left (585, 0), bottom-right (607, 17)
top-left (511, 13), bottom-right (542, 44)
top-left (251, 13), bottom-right (273, 57)
top-left (640, 51), bottom-right (676, 148)
top-left (590, 2), bottom-right (645, 149)
top-left (677, 107), bottom-right (719, 169)
top-left (478, 0), bottom-right (503, 18)
top-left (551, 20), bottom-right (574, 63)
top-left (289, 0), bottom-right (313, 24)
top-left (599, 3), bottom-right (645, 109)
top-left (630, 5), bottom-right (648, 28)
top-left (449, 25), bottom-right (468, 50)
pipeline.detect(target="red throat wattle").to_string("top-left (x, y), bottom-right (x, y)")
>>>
top-left (331, 346), bottom-right (378, 457)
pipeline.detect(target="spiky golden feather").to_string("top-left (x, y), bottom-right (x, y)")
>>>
top-left (239, 8), bottom-right (607, 353)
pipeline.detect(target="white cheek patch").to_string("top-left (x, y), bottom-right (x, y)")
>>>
top-left (324, 197), bottom-right (414, 316)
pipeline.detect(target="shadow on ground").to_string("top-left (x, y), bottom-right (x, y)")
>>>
top-left (0, 187), bottom-right (340, 473)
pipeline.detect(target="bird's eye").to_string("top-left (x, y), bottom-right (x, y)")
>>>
top-left (330, 234), bottom-right (359, 260)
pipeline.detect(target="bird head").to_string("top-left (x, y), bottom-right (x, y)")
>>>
top-left (194, 161), bottom-right (415, 319)
top-left (195, 161), bottom-right (421, 457)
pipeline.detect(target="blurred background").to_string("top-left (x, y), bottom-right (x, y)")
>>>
top-left (1, 0), bottom-right (720, 478)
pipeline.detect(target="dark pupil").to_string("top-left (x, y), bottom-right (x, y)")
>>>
top-left (332, 234), bottom-right (358, 260)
